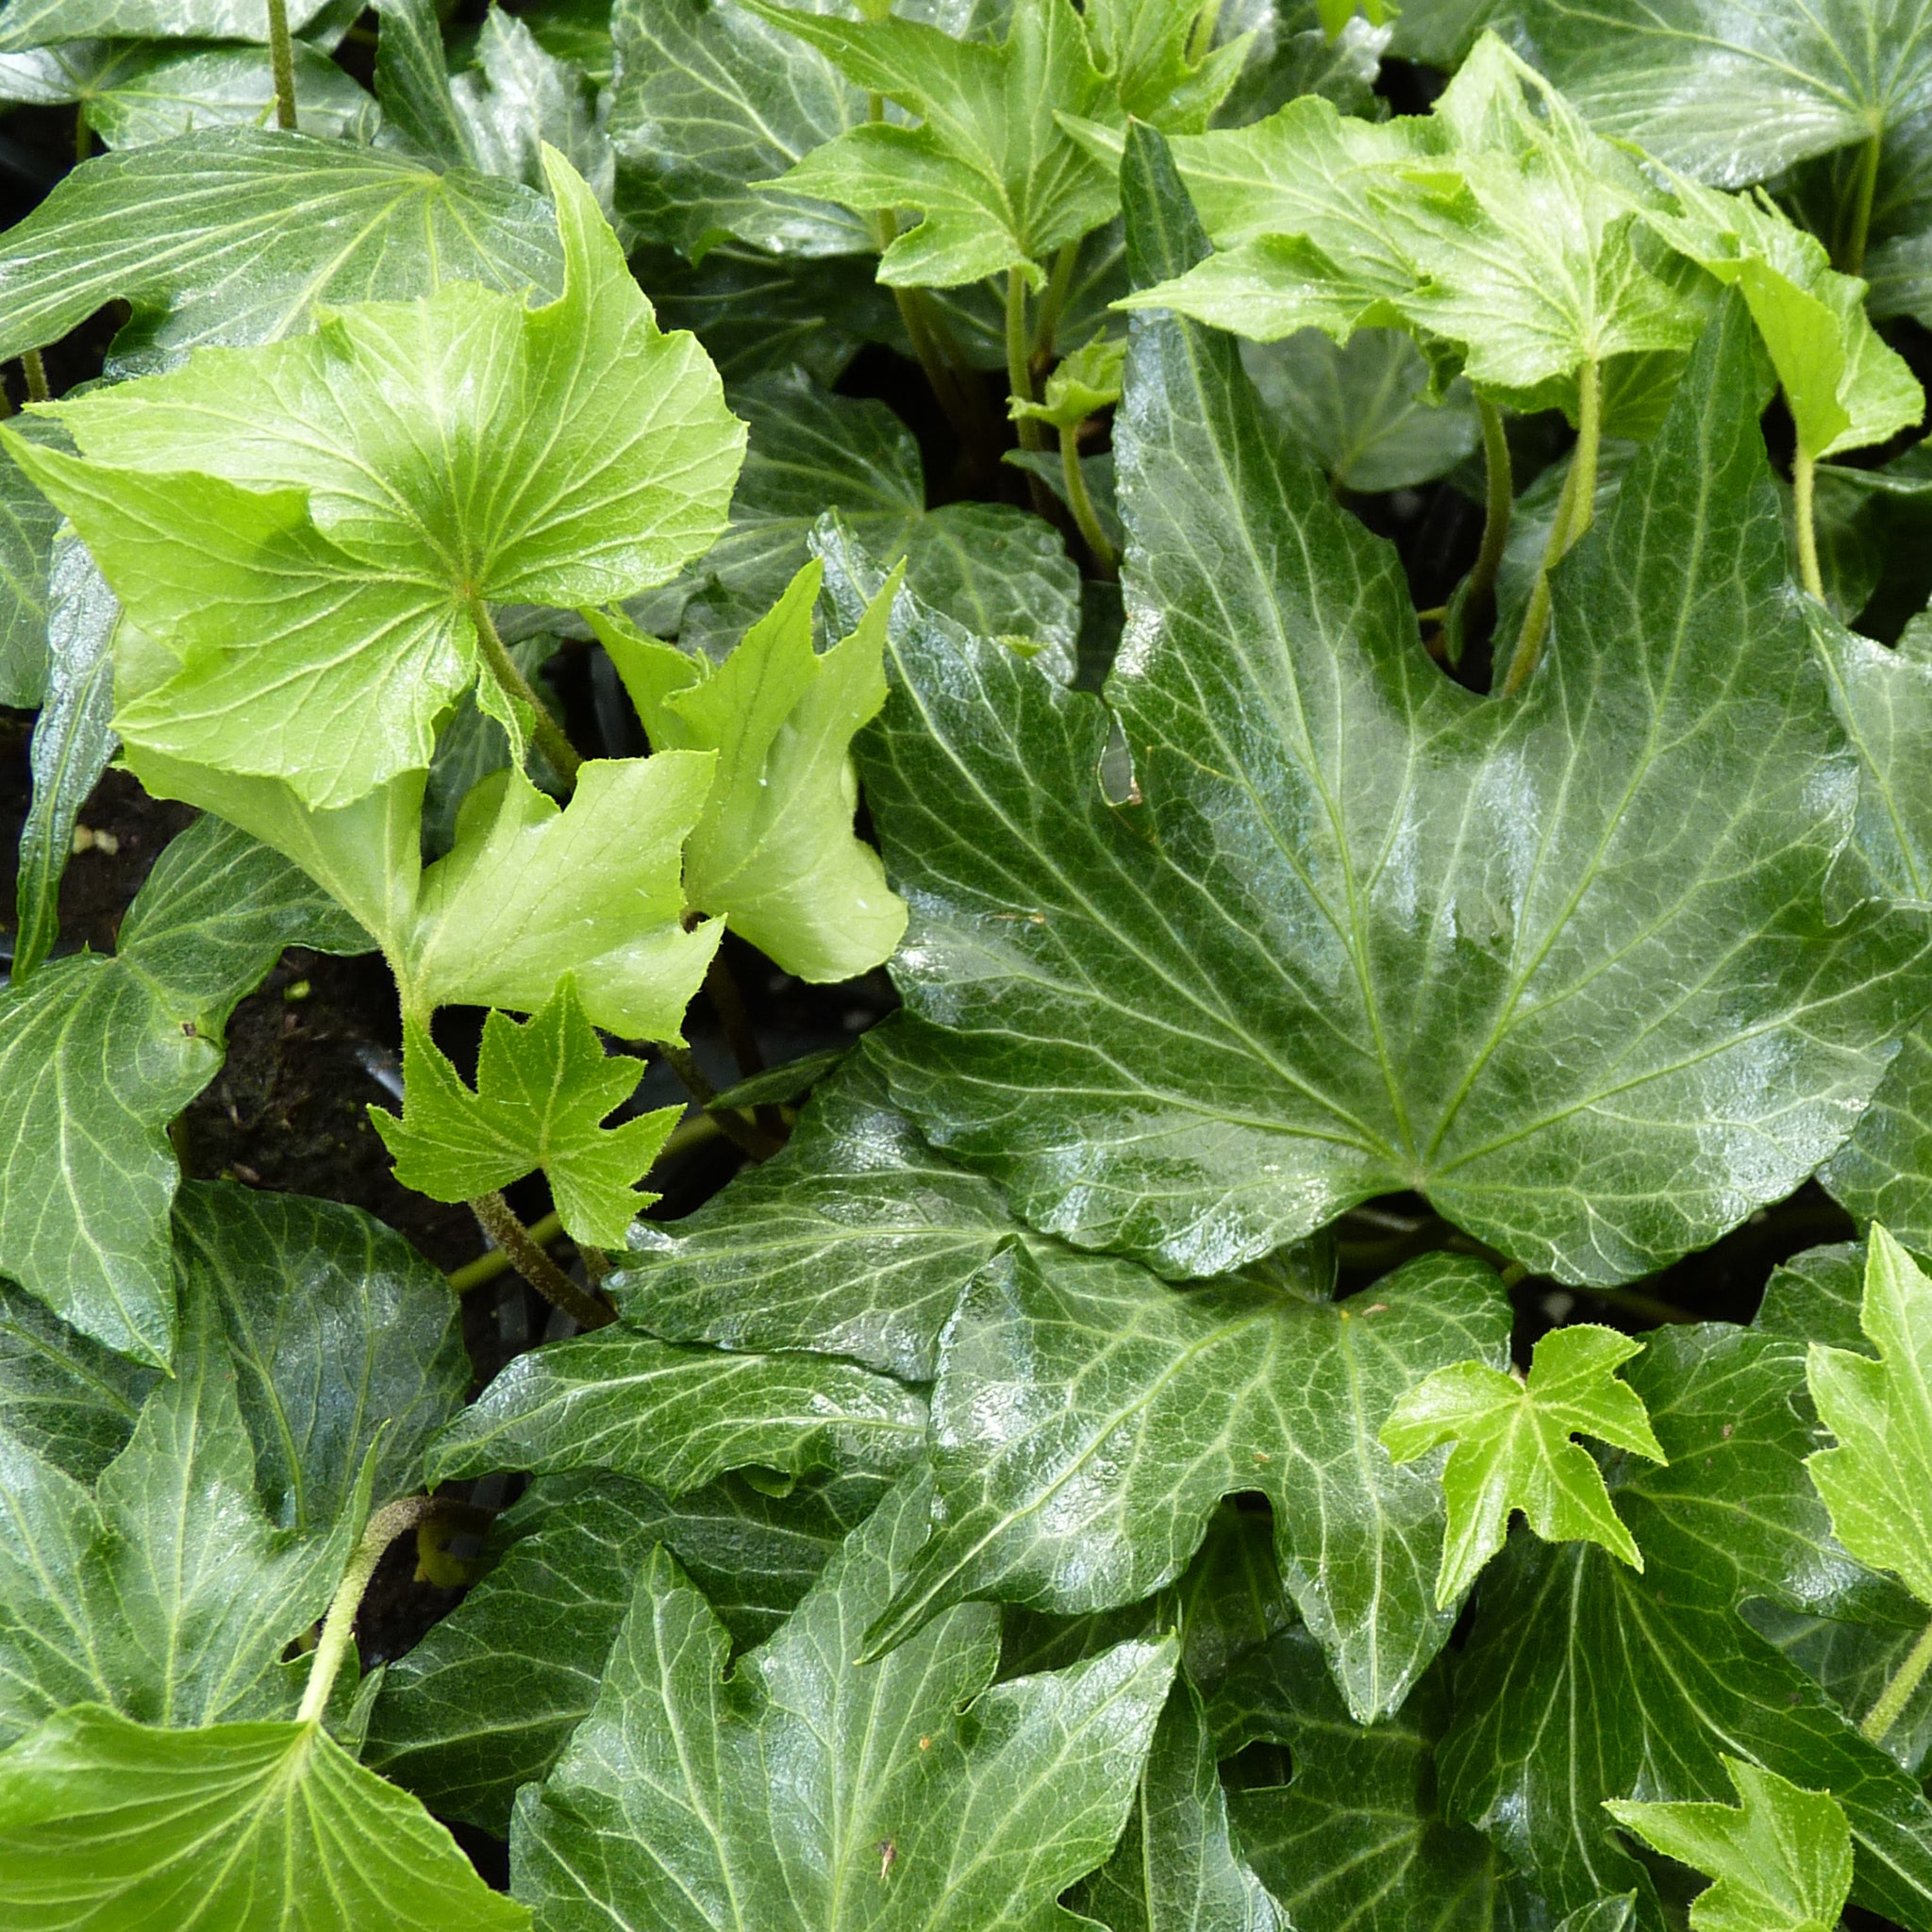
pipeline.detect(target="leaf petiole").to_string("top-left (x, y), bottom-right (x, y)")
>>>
top-left (1500, 357), bottom-right (1600, 696)
top-left (1792, 444), bottom-right (1825, 600)
top-left (1840, 128), bottom-right (1882, 279)
top-left (470, 1188), bottom-right (615, 1328)
top-left (1033, 241), bottom-right (1081, 369)
top-left (468, 591), bottom-right (582, 788)
top-left (297, 1495), bottom-right (444, 1724)
top-left (1008, 267), bottom-right (1045, 452)
top-left (265, 0), bottom-right (299, 131)
top-left (1060, 424), bottom-right (1117, 576)
top-left (1862, 1614), bottom-right (1932, 1746)
top-left (1464, 396), bottom-right (1512, 636)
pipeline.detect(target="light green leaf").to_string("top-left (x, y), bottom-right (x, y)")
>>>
top-left (1382, 1324), bottom-right (1665, 1605)
top-left (850, 128), bottom-right (1932, 1290)
top-left (510, 1468), bottom-right (1179, 1930)
top-left (0, 429), bottom-right (57, 708)
top-left (867, 1246), bottom-right (1512, 1724)
top-left (0, 1273), bottom-right (349, 1749)
top-left (0, 1704), bottom-right (525, 1931)
top-left (0, 1280), bottom-right (156, 1484)
top-left (1606, 1757), bottom-right (1854, 1932)
top-left (171, 1180), bottom-right (470, 1534)
top-left (1084, 0), bottom-right (1250, 132)
top-left (0, 0), bottom-right (335, 48)
top-left (0, 129), bottom-right (561, 375)
top-left (1439, 1322), bottom-right (1932, 1924)
top-left (1806, 1224), bottom-right (1932, 1609)
top-left (364, 1466), bottom-right (888, 1832)
top-left (745, 0), bottom-right (1121, 287)
top-left (1012, 328), bottom-right (1126, 427)
top-left (599, 558), bottom-right (908, 981)
top-left (0, 814), bottom-right (366, 1365)
top-left (1512, 0), bottom-right (1932, 191)
top-left (0, 38), bottom-right (376, 147)
top-left (427, 1324), bottom-right (928, 1492)
top-left (1208, 1627), bottom-right (1543, 1932)
top-left (1242, 325), bottom-right (1479, 491)
top-left (1071, 1673), bottom-right (1288, 1930)
top-left (9, 150), bottom-right (743, 809)
top-left (609, 0), bottom-right (871, 257)
top-left (374, 982), bottom-right (680, 1247)
top-left (11, 534), bottom-right (119, 986)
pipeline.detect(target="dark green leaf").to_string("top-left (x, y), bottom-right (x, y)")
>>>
top-left (0, 1279), bottom-right (156, 1483)
top-left (0, 429), bottom-right (57, 708)
top-left (510, 1468), bottom-right (1179, 1928)
top-left (0, 0), bottom-right (337, 46)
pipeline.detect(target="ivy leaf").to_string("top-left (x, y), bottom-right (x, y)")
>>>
top-left (365, 1467), bottom-right (887, 1832)
top-left (1381, 1324), bottom-right (1666, 1606)
top-left (609, 0), bottom-right (871, 258)
top-left (1207, 1626), bottom-right (1544, 1931)
top-left (1084, 0), bottom-right (1251, 132)
top-left (0, 1280), bottom-right (156, 1484)
top-left (8, 150), bottom-right (742, 809)
top-left (1513, 0), bottom-right (1932, 190)
top-left (0, 129), bottom-right (561, 375)
top-left (743, 0), bottom-right (1121, 288)
top-left (596, 559), bottom-right (908, 982)
top-left (1072, 1672), bottom-right (1287, 1931)
top-left (0, 1270), bottom-right (351, 1749)
top-left (1806, 1224), bottom-right (1932, 1609)
top-left (867, 1246), bottom-right (1512, 1724)
top-left (1438, 1321), bottom-right (1932, 1924)
top-left (171, 1180), bottom-right (470, 1533)
top-left (0, 0), bottom-right (337, 47)
top-left (0, 432), bottom-right (56, 707)
top-left (374, 982), bottom-right (680, 1248)
top-left (427, 1324), bottom-right (928, 1492)
top-left (0, 814), bottom-right (366, 1365)
top-left (0, 1704), bottom-right (525, 1932)
top-left (510, 1468), bottom-right (1179, 1929)
top-left (849, 125), bottom-right (1932, 1289)
top-left (1605, 1757), bottom-right (1854, 1932)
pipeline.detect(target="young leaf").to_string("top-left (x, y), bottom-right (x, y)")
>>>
top-left (0, 814), bottom-right (366, 1365)
top-left (848, 128), bottom-right (1932, 1289)
top-left (1605, 1757), bottom-right (1854, 1932)
top-left (510, 1469), bottom-right (1179, 1929)
top-left (172, 1180), bottom-right (470, 1534)
top-left (0, 1704), bottom-right (525, 1931)
top-left (597, 558), bottom-right (908, 981)
top-left (866, 1246), bottom-right (1512, 1724)
top-left (0, 128), bottom-right (561, 374)
top-left (1440, 1322), bottom-right (1932, 1924)
top-left (1084, 0), bottom-right (1251, 133)
top-left (427, 1324), bottom-right (928, 1493)
top-left (8, 150), bottom-right (743, 808)
top-left (1010, 328), bottom-right (1126, 428)
top-left (1381, 1324), bottom-right (1666, 1606)
top-left (364, 1467), bottom-right (887, 1832)
top-left (742, 0), bottom-right (1121, 288)
top-left (0, 1274), bottom-right (349, 1749)
top-left (1806, 1224), bottom-right (1932, 1609)
top-left (374, 982), bottom-right (680, 1248)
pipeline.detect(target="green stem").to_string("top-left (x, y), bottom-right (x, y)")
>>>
top-left (1465, 396), bottom-right (1511, 627)
top-left (1792, 443), bottom-right (1825, 601)
top-left (74, 101), bottom-right (91, 164)
top-left (705, 948), bottom-right (764, 1081)
top-left (1007, 267), bottom-right (1045, 453)
top-left (1863, 1615), bottom-right (1932, 1746)
top-left (1061, 425), bottom-right (1117, 576)
top-left (656, 1041), bottom-right (783, 1159)
top-left (470, 1189), bottom-right (614, 1328)
top-left (1841, 128), bottom-right (1882, 278)
top-left (21, 350), bottom-right (47, 405)
top-left (468, 593), bottom-right (581, 788)
top-left (297, 1496), bottom-right (440, 1724)
top-left (266, 0), bottom-right (298, 130)
top-left (449, 1208), bottom-right (562, 1293)
top-left (1499, 358), bottom-right (1600, 698)
top-left (1033, 242), bottom-right (1081, 369)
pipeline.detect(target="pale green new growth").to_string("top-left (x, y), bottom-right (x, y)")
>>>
top-left (1605, 1757), bottom-right (1853, 1932)
top-left (1806, 1224), bottom-right (1932, 1607)
top-left (1382, 1324), bottom-right (1665, 1604)
top-left (5, 149), bottom-right (742, 808)
top-left (1011, 330), bottom-right (1127, 428)
top-left (373, 981), bottom-right (681, 1248)
top-left (593, 558), bottom-right (908, 983)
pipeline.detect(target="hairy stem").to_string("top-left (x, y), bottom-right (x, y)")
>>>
top-left (266, 0), bottom-right (299, 130)
top-left (1500, 358), bottom-right (1600, 698)
top-left (1792, 444), bottom-right (1825, 601)
top-left (450, 1208), bottom-right (562, 1293)
top-left (1841, 128), bottom-right (1882, 278)
top-left (1061, 425), bottom-right (1117, 576)
top-left (1007, 268), bottom-right (1045, 453)
top-left (656, 1040), bottom-right (783, 1159)
top-left (21, 350), bottom-right (48, 405)
top-left (297, 1496), bottom-right (441, 1723)
top-left (1863, 1615), bottom-right (1932, 1746)
top-left (1464, 396), bottom-right (1511, 629)
top-left (470, 1189), bottom-right (614, 1328)
top-left (468, 593), bottom-right (582, 788)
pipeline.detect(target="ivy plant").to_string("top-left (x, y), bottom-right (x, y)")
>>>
top-left (10, 1), bottom-right (1932, 1927)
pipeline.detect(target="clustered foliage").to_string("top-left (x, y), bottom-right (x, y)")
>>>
top-left (10, 0), bottom-right (1932, 1925)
